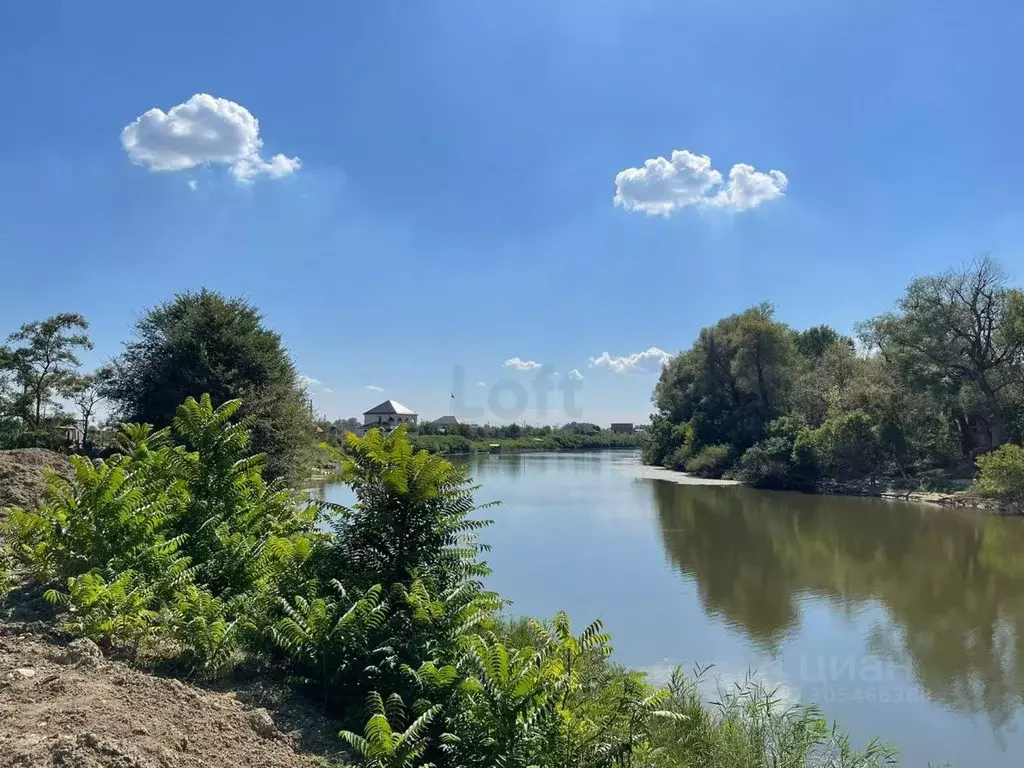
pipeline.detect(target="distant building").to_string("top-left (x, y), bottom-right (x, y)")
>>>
top-left (430, 415), bottom-right (473, 428)
top-left (60, 423), bottom-right (84, 448)
top-left (362, 400), bottom-right (418, 433)
top-left (610, 422), bottom-right (635, 434)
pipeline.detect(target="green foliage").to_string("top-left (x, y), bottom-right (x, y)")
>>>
top-left (5, 393), bottom-right (316, 675)
top-left (272, 580), bottom-right (389, 700)
top-left (411, 430), bottom-right (640, 457)
top-left (339, 692), bottom-right (441, 768)
top-left (646, 256), bottom-right (1024, 495)
top-left (103, 289), bottom-right (314, 481)
top-left (0, 312), bottom-right (92, 448)
top-left (685, 444), bottom-right (732, 479)
top-left (45, 571), bottom-right (160, 650)
top-left (975, 443), bottom-right (1024, 510)
top-left (736, 415), bottom-right (817, 489)
top-left (799, 411), bottom-right (881, 481)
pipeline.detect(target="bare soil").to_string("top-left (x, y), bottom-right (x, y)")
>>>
top-left (0, 623), bottom-right (345, 768)
top-left (0, 449), bottom-right (71, 515)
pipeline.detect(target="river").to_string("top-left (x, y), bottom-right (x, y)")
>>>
top-left (318, 449), bottom-right (1024, 766)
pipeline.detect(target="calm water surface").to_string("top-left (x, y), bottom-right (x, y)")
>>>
top-left (321, 450), bottom-right (1024, 766)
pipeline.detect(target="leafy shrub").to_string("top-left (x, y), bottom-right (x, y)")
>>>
top-left (736, 416), bottom-right (815, 488)
top-left (798, 410), bottom-right (881, 481)
top-left (5, 394), bottom-right (316, 674)
top-left (685, 443), bottom-right (732, 478)
top-left (975, 443), bottom-right (1024, 510)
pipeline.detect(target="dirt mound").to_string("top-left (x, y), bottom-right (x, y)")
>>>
top-left (0, 627), bottom-right (338, 768)
top-left (0, 449), bottom-right (71, 512)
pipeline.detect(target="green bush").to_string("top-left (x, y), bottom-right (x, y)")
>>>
top-left (798, 411), bottom-right (881, 481)
top-left (975, 443), bottom-right (1024, 510)
top-left (4, 394), bottom-right (316, 674)
top-left (685, 443), bottom-right (732, 478)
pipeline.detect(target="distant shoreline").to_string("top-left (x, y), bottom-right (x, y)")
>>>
top-left (631, 461), bottom-right (1014, 514)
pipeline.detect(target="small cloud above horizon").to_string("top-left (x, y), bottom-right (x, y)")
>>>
top-left (567, 369), bottom-right (584, 381)
top-left (121, 93), bottom-right (301, 182)
top-left (298, 374), bottom-right (320, 388)
top-left (322, 387), bottom-right (333, 394)
top-left (475, 381), bottom-right (487, 387)
top-left (187, 179), bottom-right (198, 191)
top-left (504, 357), bottom-right (542, 371)
top-left (365, 384), bottom-right (384, 392)
top-left (590, 347), bottom-right (672, 374)
top-left (614, 149), bottom-right (787, 216)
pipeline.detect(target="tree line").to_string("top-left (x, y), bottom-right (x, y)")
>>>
top-left (0, 289), bottom-right (315, 481)
top-left (644, 256), bottom-right (1024, 496)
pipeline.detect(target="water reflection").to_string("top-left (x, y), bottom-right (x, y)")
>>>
top-left (651, 481), bottom-right (1024, 727)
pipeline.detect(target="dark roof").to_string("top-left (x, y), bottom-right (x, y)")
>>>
top-left (363, 399), bottom-right (417, 416)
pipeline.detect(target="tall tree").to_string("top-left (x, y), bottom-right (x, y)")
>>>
top-left (103, 289), bottom-right (314, 480)
top-left (68, 371), bottom-right (106, 447)
top-left (3, 313), bottom-right (92, 428)
top-left (864, 256), bottom-right (1024, 450)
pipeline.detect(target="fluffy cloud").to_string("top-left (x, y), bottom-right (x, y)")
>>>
top-left (366, 385), bottom-right (384, 392)
top-left (187, 179), bottom-right (198, 191)
top-left (121, 93), bottom-right (301, 182)
top-left (614, 150), bottom-right (787, 215)
top-left (567, 369), bottom-right (584, 381)
top-left (590, 347), bottom-right (672, 374)
top-left (504, 357), bottom-right (542, 371)
top-left (476, 381), bottom-right (487, 387)
top-left (298, 374), bottom-right (320, 388)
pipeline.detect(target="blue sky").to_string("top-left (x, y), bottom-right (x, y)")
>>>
top-left (2, 0), bottom-right (1024, 424)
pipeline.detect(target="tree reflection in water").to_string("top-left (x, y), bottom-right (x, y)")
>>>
top-left (651, 481), bottom-right (1024, 729)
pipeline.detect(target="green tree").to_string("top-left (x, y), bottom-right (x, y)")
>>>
top-left (975, 443), bottom-right (1024, 510)
top-left (68, 370), bottom-right (107, 447)
top-left (103, 289), bottom-right (314, 480)
top-left (864, 256), bottom-right (1024, 451)
top-left (2, 313), bottom-right (92, 429)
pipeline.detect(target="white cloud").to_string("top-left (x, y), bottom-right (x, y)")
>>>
top-left (187, 179), bottom-right (198, 191)
top-left (504, 357), bottom-right (542, 371)
top-left (614, 149), bottom-right (787, 215)
top-left (567, 369), bottom-right (584, 381)
top-left (590, 347), bottom-right (672, 374)
top-left (121, 93), bottom-right (301, 182)
top-left (366, 385), bottom-right (384, 392)
top-left (298, 374), bottom-right (320, 388)
top-left (322, 388), bottom-right (333, 394)
top-left (476, 381), bottom-right (487, 387)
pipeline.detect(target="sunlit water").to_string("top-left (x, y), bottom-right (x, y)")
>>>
top-left (318, 450), bottom-right (1024, 766)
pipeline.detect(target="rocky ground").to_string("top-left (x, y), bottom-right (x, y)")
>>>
top-left (1, 449), bottom-right (346, 768)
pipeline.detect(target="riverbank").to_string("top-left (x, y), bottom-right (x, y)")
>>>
top-left (633, 455), bottom-right (1011, 513)
top-left (411, 432), bottom-right (642, 456)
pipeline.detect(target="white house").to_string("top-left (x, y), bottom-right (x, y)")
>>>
top-left (362, 400), bottom-right (418, 432)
